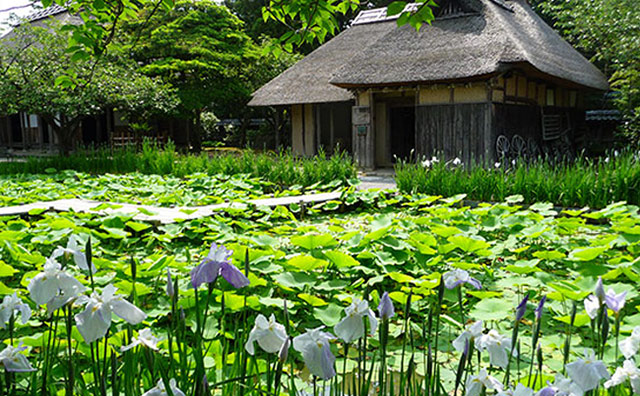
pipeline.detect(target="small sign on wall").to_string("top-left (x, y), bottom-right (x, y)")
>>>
top-left (356, 125), bottom-right (368, 136)
top-left (352, 106), bottom-right (370, 125)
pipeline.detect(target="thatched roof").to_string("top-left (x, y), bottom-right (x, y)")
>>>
top-left (249, 21), bottom-right (395, 106)
top-left (250, 0), bottom-right (608, 107)
top-left (1, 5), bottom-right (80, 40)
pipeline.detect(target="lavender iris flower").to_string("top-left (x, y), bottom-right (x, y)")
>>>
top-left (536, 386), bottom-right (556, 396)
top-left (443, 269), bottom-right (482, 290)
top-left (516, 294), bottom-right (529, 321)
top-left (378, 292), bottom-right (395, 320)
top-left (535, 295), bottom-right (547, 320)
top-left (190, 243), bottom-right (249, 289)
top-left (604, 289), bottom-right (627, 313)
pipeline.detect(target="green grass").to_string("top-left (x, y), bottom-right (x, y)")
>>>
top-left (395, 151), bottom-right (640, 208)
top-left (0, 140), bottom-right (358, 189)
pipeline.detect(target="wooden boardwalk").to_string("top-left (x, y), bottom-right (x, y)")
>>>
top-left (0, 192), bottom-right (343, 224)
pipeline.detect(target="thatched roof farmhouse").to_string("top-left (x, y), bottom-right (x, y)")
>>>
top-left (250, 0), bottom-right (609, 168)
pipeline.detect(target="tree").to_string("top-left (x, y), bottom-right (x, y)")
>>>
top-left (42, 0), bottom-right (434, 60)
top-left (127, 0), bottom-right (257, 151)
top-left (0, 22), bottom-right (177, 154)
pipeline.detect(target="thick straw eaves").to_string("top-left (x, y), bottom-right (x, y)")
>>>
top-left (250, 0), bottom-right (608, 107)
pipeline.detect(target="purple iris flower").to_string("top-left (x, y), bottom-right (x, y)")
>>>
top-left (605, 289), bottom-right (627, 313)
top-left (190, 243), bottom-right (250, 289)
top-left (535, 295), bottom-right (546, 320)
top-left (378, 291), bottom-right (395, 320)
top-left (516, 294), bottom-right (529, 321)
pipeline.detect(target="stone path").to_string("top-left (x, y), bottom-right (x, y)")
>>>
top-left (0, 192), bottom-right (343, 224)
top-left (357, 169), bottom-right (396, 190)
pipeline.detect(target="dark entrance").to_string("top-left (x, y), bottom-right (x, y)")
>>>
top-left (389, 106), bottom-right (415, 162)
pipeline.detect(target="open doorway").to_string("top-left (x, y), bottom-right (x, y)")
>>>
top-left (389, 106), bottom-right (415, 162)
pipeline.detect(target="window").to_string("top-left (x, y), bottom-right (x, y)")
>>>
top-left (546, 89), bottom-right (555, 106)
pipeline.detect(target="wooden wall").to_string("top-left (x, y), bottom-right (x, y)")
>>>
top-left (291, 104), bottom-right (316, 156)
top-left (415, 103), bottom-right (493, 165)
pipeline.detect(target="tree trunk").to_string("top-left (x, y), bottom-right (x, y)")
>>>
top-left (191, 109), bottom-right (202, 153)
top-left (41, 115), bottom-right (80, 156)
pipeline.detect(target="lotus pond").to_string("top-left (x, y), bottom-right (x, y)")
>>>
top-left (1, 176), bottom-right (640, 396)
top-left (0, 171), bottom-right (346, 207)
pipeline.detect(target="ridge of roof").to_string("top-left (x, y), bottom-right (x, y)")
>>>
top-left (24, 4), bottom-right (68, 23)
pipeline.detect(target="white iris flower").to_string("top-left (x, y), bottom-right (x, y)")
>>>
top-left (245, 314), bottom-right (288, 355)
top-left (0, 293), bottom-right (31, 328)
top-left (75, 284), bottom-right (146, 344)
top-left (121, 328), bottom-right (161, 352)
top-left (620, 327), bottom-right (640, 359)
top-left (293, 326), bottom-right (336, 380)
top-left (498, 383), bottom-right (534, 396)
top-left (453, 320), bottom-right (483, 353)
top-left (0, 343), bottom-right (35, 372)
top-left (584, 295), bottom-right (599, 320)
top-left (565, 349), bottom-right (610, 392)
top-left (334, 298), bottom-right (378, 344)
top-left (465, 369), bottom-right (503, 396)
top-left (51, 235), bottom-right (96, 274)
top-left (141, 378), bottom-right (185, 396)
top-left (27, 258), bottom-right (84, 307)
top-left (604, 360), bottom-right (640, 394)
top-left (476, 329), bottom-right (512, 369)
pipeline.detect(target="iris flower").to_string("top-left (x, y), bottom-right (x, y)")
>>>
top-left (584, 295), bottom-right (599, 320)
top-left (121, 328), bottom-right (161, 352)
top-left (516, 294), bottom-right (529, 321)
top-left (453, 320), bottom-right (483, 353)
top-left (498, 383), bottom-right (534, 396)
top-left (334, 298), bottom-right (378, 343)
top-left (465, 369), bottom-right (503, 396)
top-left (141, 378), bottom-right (186, 396)
top-left (245, 314), bottom-right (287, 355)
top-left (378, 291), bottom-right (395, 320)
top-left (443, 269), bottom-right (482, 290)
top-left (0, 343), bottom-right (35, 372)
top-left (190, 243), bottom-right (249, 289)
top-left (535, 295), bottom-right (547, 320)
top-left (52, 235), bottom-right (96, 274)
top-left (476, 329), bottom-right (513, 369)
top-left (0, 293), bottom-right (31, 328)
top-left (166, 269), bottom-right (174, 298)
top-left (27, 258), bottom-right (84, 307)
top-left (565, 349), bottom-right (610, 392)
top-left (75, 284), bottom-right (146, 344)
top-left (595, 277), bottom-right (605, 302)
top-left (620, 326), bottom-right (640, 359)
top-left (604, 360), bottom-right (640, 394)
top-left (537, 374), bottom-right (585, 396)
top-left (293, 327), bottom-right (336, 380)
top-left (605, 289), bottom-right (627, 313)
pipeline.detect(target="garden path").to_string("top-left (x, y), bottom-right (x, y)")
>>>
top-left (0, 192), bottom-right (342, 224)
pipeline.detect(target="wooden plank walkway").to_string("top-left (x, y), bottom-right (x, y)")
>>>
top-left (0, 192), bottom-right (343, 224)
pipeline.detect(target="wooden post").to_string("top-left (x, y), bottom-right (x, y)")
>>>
top-left (329, 105), bottom-right (335, 154)
top-left (315, 104), bottom-right (321, 154)
top-left (274, 107), bottom-right (281, 151)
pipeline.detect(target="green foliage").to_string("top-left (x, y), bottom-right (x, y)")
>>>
top-left (0, 22), bottom-right (177, 154)
top-left (395, 152), bottom-right (640, 209)
top-left (0, 142), bottom-right (357, 189)
top-left (128, 1), bottom-right (254, 117)
top-left (2, 181), bottom-right (640, 394)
